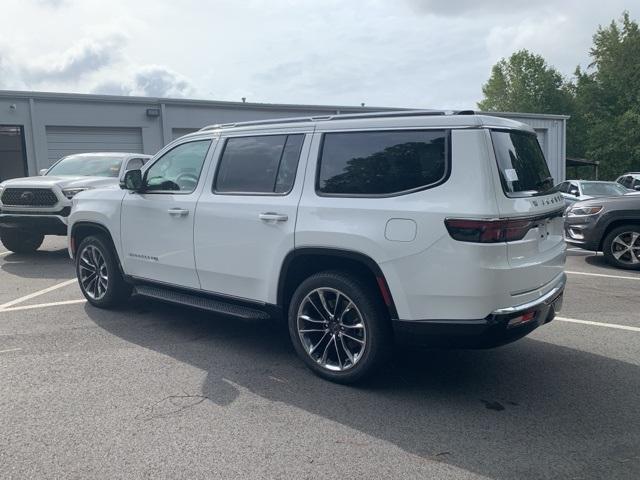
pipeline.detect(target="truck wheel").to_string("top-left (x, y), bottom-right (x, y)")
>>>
top-left (288, 271), bottom-right (392, 384)
top-left (0, 229), bottom-right (44, 253)
top-left (603, 226), bottom-right (640, 270)
top-left (76, 235), bottom-right (132, 308)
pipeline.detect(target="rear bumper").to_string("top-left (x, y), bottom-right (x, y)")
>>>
top-left (393, 272), bottom-right (566, 348)
top-left (0, 210), bottom-right (69, 236)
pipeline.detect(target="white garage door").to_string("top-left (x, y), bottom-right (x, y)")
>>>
top-left (45, 126), bottom-right (143, 165)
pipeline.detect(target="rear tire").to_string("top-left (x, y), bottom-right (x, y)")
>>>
top-left (76, 235), bottom-right (132, 308)
top-left (603, 225), bottom-right (640, 270)
top-left (0, 229), bottom-right (44, 253)
top-left (288, 270), bottom-right (392, 384)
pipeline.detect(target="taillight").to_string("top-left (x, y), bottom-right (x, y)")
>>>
top-left (445, 218), bottom-right (534, 243)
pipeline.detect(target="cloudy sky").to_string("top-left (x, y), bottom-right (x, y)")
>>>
top-left (0, 0), bottom-right (637, 109)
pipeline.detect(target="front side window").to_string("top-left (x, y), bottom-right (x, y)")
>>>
top-left (317, 130), bottom-right (448, 196)
top-left (556, 182), bottom-right (569, 193)
top-left (491, 129), bottom-right (554, 197)
top-left (144, 140), bottom-right (211, 193)
top-left (214, 134), bottom-right (304, 194)
top-left (46, 154), bottom-right (125, 177)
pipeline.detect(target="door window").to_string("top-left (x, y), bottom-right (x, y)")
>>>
top-left (144, 140), bottom-right (211, 193)
top-left (214, 134), bottom-right (305, 194)
top-left (557, 182), bottom-right (569, 193)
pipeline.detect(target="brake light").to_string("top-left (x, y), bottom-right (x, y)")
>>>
top-left (445, 218), bottom-right (534, 243)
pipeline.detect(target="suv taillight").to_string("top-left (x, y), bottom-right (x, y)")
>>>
top-left (445, 218), bottom-right (534, 243)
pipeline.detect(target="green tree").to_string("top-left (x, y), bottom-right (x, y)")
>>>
top-left (573, 12), bottom-right (640, 179)
top-left (478, 50), bottom-right (573, 115)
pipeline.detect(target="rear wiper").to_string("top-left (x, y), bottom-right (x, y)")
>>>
top-left (536, 176), bottom-right (556, 192)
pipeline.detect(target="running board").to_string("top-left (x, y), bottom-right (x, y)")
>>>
top-left (133, 284), bottom-right (270, 320)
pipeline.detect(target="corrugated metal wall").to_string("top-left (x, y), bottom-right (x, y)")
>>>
top-left (0, 92), bottom-right (567, 181)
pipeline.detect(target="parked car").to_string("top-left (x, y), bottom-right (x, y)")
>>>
top-left (615, 173), bottom-right (640, 191)
top-left (0, 152), bottom-right (151, 253)
top-left (68, 112), bottom-right (566, 383)
top-left (557, 180), bottom-right (630, 208)
top-left (565, 195), bottom-right (640, 269)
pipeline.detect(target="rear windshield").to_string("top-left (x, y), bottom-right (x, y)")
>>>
top-left (491, 130), bottom-right (554, 197)
top-left (581, 182), bottom-right (627, 196)
top-left (46, 155), bottom-right (125, 177)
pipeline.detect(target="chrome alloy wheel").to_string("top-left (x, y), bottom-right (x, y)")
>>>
top-left (611, 231), bottom-right (640, 265)
top-left (296, 288), bottom-right (367, 372)
top-left (78, 245), bottom-right (109, 300)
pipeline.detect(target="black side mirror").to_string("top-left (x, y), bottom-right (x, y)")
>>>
top-left (634, 185), bottom-right (640, 191)
top-left (120, 169), bottom-right (143, 191)
top-left (570, 189), bottom-right (579, 197)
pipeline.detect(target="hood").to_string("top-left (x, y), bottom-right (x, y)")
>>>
top-left (572, 195), bottom-right (640, 210)
top-left (0, 175), bottom-right (118, 190)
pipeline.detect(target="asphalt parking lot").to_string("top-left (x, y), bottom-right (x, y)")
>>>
top-left (1, 238), bottom-right (639, 480)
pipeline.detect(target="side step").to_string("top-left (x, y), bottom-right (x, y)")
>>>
top-left (133, 284), bottom-right (270, 320)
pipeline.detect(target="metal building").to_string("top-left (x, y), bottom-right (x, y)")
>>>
top-left (0, 90), bottom-right (567, 182)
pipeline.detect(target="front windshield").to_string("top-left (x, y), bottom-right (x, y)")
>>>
top-left (581, 182), bottom-right (627, 196)
top-left (46, 155), bottom-right (125, 177)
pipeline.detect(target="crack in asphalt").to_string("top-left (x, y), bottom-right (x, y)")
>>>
top-left (135, 394), bottom-right (209, 421)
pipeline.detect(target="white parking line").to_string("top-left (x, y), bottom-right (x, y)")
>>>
top-left (556, 316), bottom-right (640, 332)
top-left (0, 347), bottom-right (22, 354)
top-left (0, 279), bottom-right (77, 309)
top-left (0, 299), bottom-right (86, 313)
top-left (0, 251), bottom-right (10, 256)
top-left (566, 270), bottom-right (640, 281)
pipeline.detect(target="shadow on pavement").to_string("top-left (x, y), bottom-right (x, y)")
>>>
top-left (86, 298), bottom-right (640, 480)
top-left (0, 248), bottom-right (72, 279)
top-left (584, 254), bottom-right (640, 275)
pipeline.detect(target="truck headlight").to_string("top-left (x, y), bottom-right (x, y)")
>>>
top-left (567, 205), bottom-right (603, 216)
top-left (62, 187), bottom-right (90, 199)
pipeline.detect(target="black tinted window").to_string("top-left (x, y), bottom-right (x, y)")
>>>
top-left (317, 130), bottom-right (448, 195)
top-left (491, 130), bottom-right (554, 197)
top-left (215, 134), bottom-right (304, 194)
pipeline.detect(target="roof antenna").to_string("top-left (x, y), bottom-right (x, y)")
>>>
top-left (241, 97), bottom-right (246, 103)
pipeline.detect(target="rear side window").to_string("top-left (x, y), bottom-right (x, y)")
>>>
top-left (214, 134), bottom-right (304, 194)
top-left (491, 130), bottom-right (554, 197)
top-left (317, 130), bottom-right (449, 196)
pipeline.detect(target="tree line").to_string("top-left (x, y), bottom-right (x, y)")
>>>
top-left (478, 12), bottom-right (639, 180)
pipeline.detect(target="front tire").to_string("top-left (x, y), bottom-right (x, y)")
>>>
top-left (603, 226), bottom-right (640, 270)
top-left (288, 271), bottom-right (392, 384)
top-left (0, 229), bottom-right (44, 253)
top-left (76, 235), bottom-right (132, 308)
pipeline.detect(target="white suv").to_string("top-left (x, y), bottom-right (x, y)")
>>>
top-left (68, 111), bottom-right (566, 383)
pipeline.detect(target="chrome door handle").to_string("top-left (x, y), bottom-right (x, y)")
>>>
top-left (167, 208), bottom-right (189, 217)
top-left (259, 212), bottom-right (288, 222)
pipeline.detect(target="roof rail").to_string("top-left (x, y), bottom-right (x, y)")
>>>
top-left (198, 109), bottom-right (448, 131)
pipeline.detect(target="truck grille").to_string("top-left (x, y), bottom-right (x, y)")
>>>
top-left (1, 188), bottom-right (58, 207)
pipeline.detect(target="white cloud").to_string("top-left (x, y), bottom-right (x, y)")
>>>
top-left (22, 34), bottom-right (125, 83)
top-left (93, 65), bottom-right (195, 98)
top-left (0, 0), bottom-right (638, 109)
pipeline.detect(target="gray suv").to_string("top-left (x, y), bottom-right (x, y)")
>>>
top-left (565, 195), bottom-right (640, 269)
